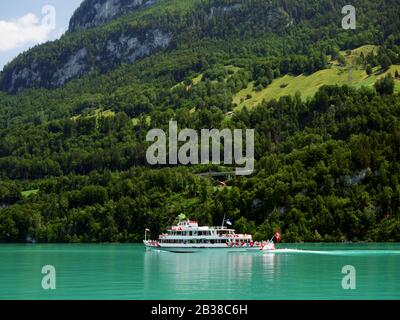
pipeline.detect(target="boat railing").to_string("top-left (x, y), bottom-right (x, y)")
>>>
top-left (169, 226), bottom-right (234, 230)
top-left (212, 226), bottom-right (235, 230)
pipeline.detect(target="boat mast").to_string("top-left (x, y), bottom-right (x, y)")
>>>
top-left (221, 213), bottom-right (226, 228)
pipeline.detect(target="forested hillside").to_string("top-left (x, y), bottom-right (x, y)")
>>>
top-left (0, 0), bottom-right (399, 243)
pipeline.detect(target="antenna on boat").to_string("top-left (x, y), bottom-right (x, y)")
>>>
top-left (144, 228), bottom-right (150, 241)
top-left (221, 213), bottom-right (226, 228)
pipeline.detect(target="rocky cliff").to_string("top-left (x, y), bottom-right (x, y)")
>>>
top-left (68, 0), bottom-right (160, 32)
top-left (1, 28), bottom-right (171, 93)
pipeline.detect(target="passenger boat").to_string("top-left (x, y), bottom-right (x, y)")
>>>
top-left (143, 217), bottom-right (279, 253)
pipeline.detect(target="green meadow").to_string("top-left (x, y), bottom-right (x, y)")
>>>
top-left (232, 45), bottom-right (400, 110)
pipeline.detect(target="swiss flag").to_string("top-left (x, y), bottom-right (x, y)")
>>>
top-left (274, 230), bottom-right (282, 243)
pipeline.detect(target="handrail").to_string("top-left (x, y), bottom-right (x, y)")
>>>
top-left (167, 226), bottom-right (234, 230)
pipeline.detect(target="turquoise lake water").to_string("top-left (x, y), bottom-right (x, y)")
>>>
top-left (0, 243), bottom-right (399, 300)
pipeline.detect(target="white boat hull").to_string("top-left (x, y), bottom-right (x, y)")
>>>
top-left (144, 241), bottom-right (275, 253)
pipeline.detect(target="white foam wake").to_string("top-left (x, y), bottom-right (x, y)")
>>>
top-left (267, 249), bottom-right (400, 256)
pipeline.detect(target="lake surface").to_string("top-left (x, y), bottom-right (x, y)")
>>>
top-left (0, 243), bottom-right (399, 300)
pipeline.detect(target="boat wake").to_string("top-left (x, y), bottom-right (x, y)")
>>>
top-left (265, 248), bottom-right (400, 256)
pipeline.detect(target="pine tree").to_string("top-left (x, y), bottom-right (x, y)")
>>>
top-left (375, 74), bottom-right (395, 95)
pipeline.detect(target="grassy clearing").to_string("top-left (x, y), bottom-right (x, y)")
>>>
top-left (172, 64), bottom-right (241, 94)
top-left (132, 115), bottom-right (151, 126)
top-left (96, 109), bottom-right (116, 118)
top-left (21, 189), bottom-right (39, 198)
top-left (192, 74), bottom-right (203, 85)
top-left (233, 45), bottom-right (400, 110)
top-left (233, 65), bottom-right (400, 110)
top-left (71, 108), bottom-right (116, 121)
top-left (341, 44), bottom-right (379, 65)
top-left (225, 65), bottom-right (242, 73)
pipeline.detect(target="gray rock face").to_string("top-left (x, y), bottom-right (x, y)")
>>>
top-left (207, 4), bottom-right (243, 20)
top-left (105, 29), bottom-right (171, 63)
top-left (8, 67), bottom-right (41, 93)
top-left (69, 0), bottom-right (160, 32)
top-left (1, 29), bottom-right (171, 92)
top-left (51, 48), bottom-right (89, 87)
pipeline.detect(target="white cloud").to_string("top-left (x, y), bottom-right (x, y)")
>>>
top-left (0, 13), bottom-right (53, 52)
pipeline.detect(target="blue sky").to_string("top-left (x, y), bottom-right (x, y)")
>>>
top-left (0, 0), bottom-right (84, 70)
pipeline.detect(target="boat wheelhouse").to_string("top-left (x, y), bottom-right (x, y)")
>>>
top-left (143, 218), bottom-right (275, 253)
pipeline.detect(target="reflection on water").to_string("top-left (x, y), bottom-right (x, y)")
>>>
top-left (143, 250), bottom-right (280, 300)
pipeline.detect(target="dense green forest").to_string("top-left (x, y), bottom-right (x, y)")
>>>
top-left (0, 0), bottom-right (400, 243)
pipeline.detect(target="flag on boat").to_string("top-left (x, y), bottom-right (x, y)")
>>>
top-left (226, 219), bottom-right (233, 226)
top-left (274, 230), bottom-right (282, 242)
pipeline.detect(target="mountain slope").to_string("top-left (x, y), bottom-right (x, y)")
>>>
top-left (0, 0), bottom-right (292, 92)
top-left (3, 0), bottom-right (400, 93)
top-left (0, 0), bottom-right (400, 243)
